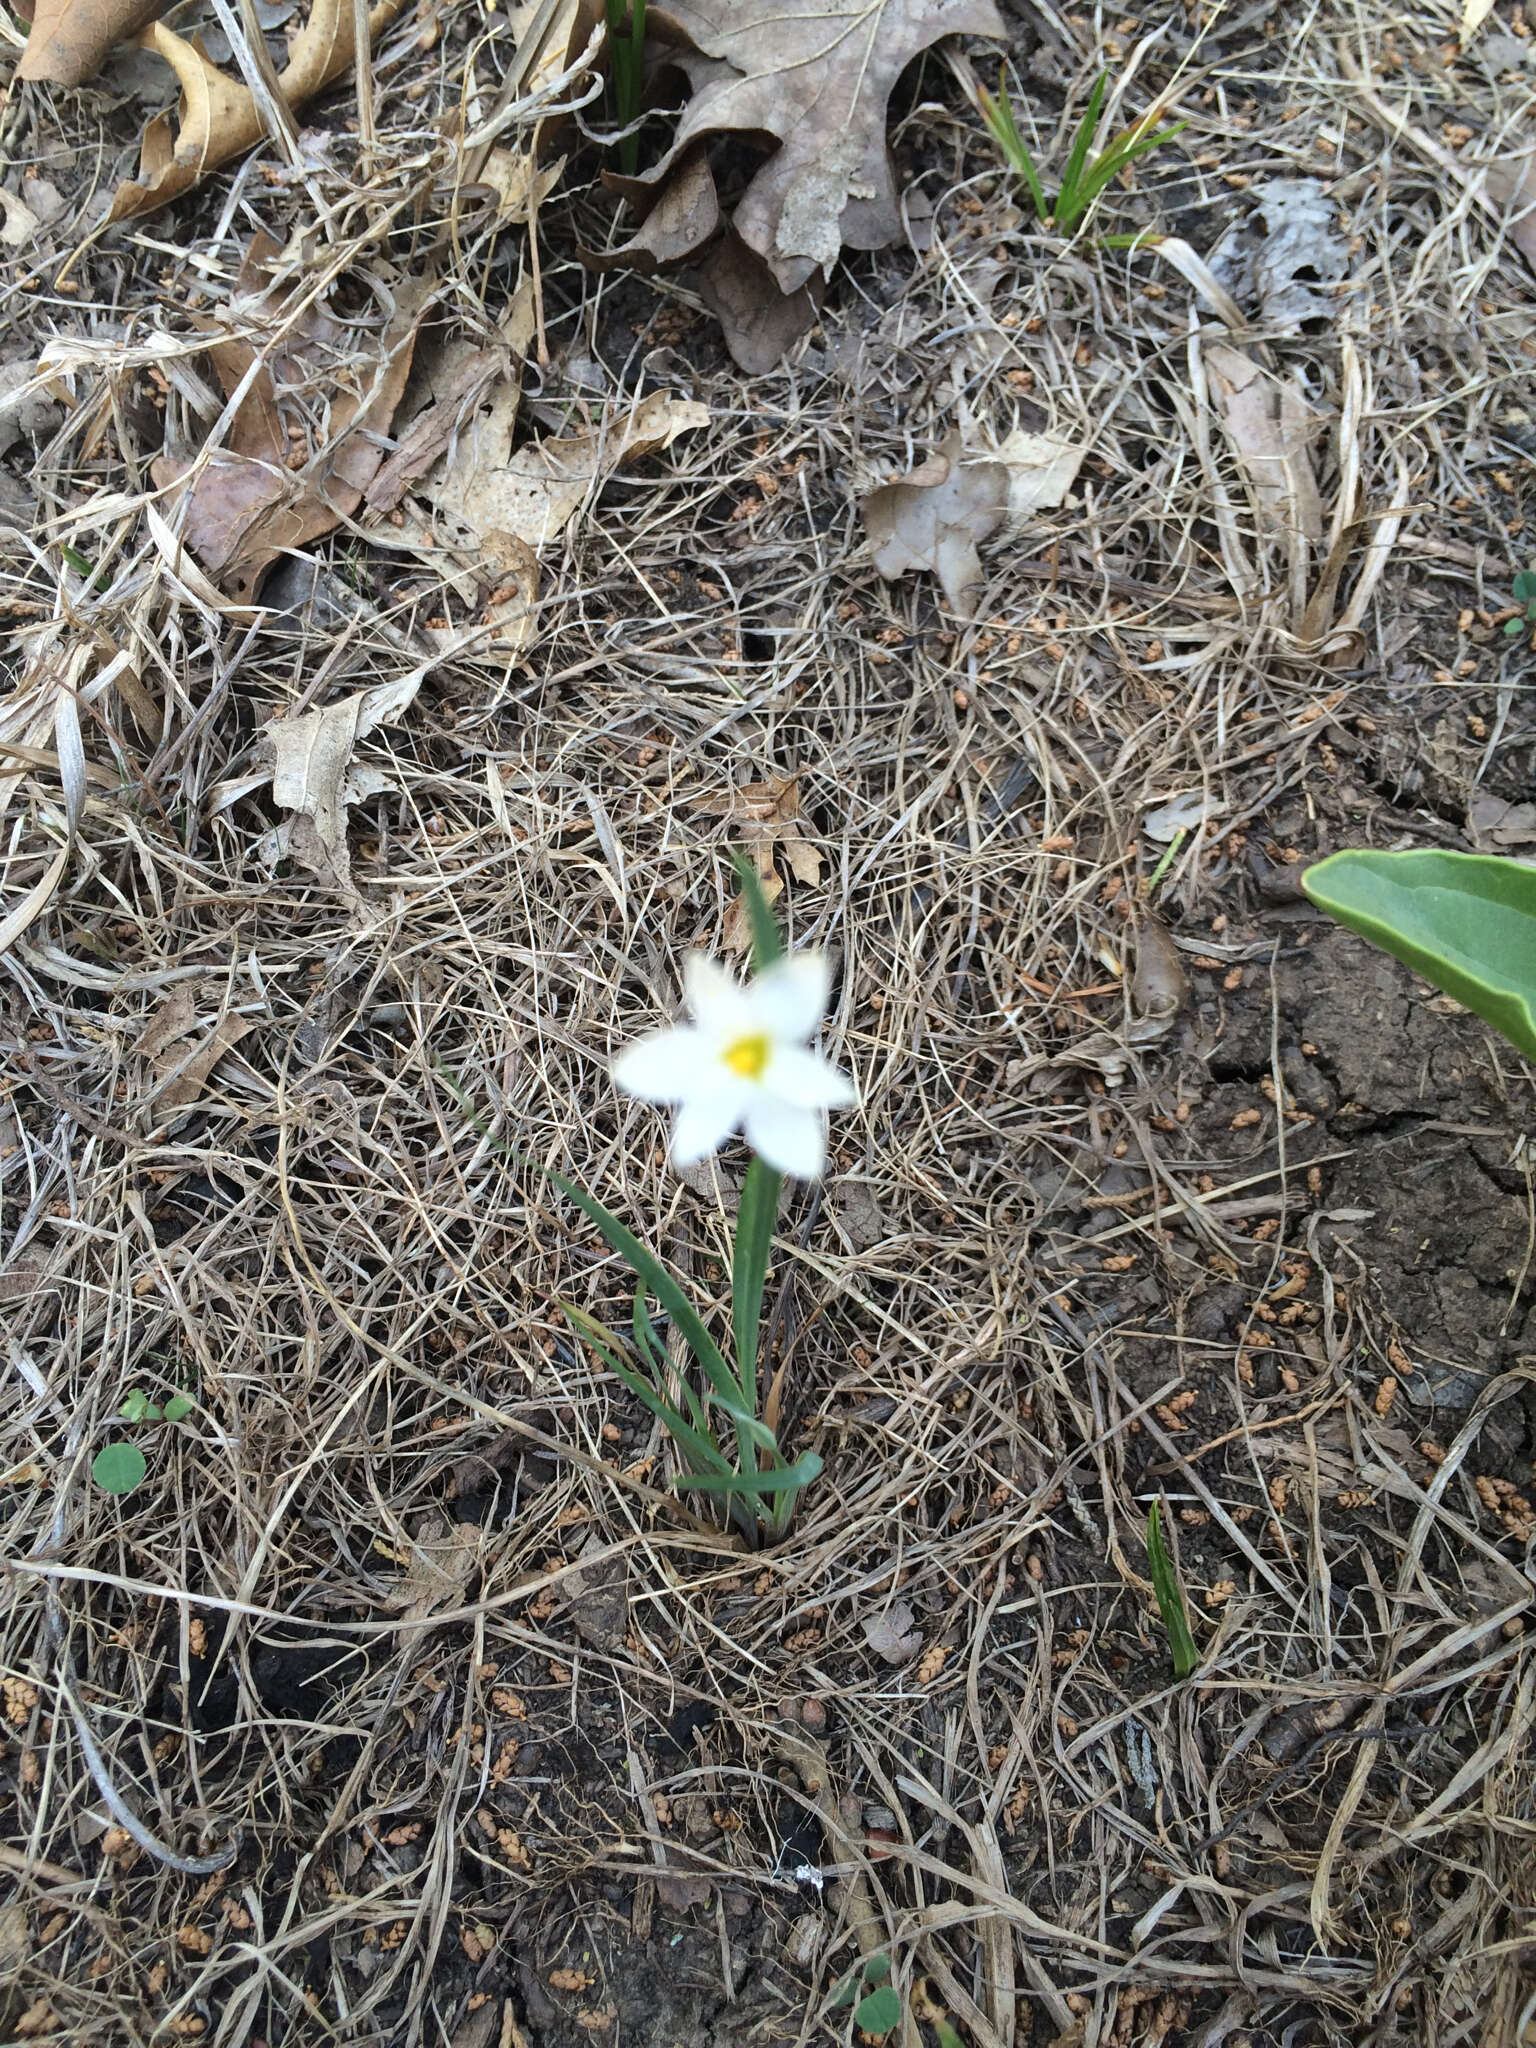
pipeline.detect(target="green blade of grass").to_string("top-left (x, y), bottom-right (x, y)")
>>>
top-left (731, 851), bottom-right (783, 971)
top-left (561, 1304), bottom-right (736, 1479)
top-left (676, 1450), bottom-right (822, 1497)
top-left (731, 1155), bottom-right (780, 1413)
top-left (1147, 1497), bottom-right (1199, 1679)
top-left (1056, 70), bottom-right (1107, 224)
top-left (433, 1060), bottom-right (750, 1420)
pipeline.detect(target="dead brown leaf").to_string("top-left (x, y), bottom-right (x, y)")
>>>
top-left (0, 177), bottom-right (67, 250)
top-left (17, 0), bottom-right (162, 85)
top-left (108, 0), bottom-right (409, 221)
top-left (585, 151), bottom-right (721, 274)
top-left (861, 1600), bottom-right (923, 1665)
top-left (257, 666), bottom-right (427, 894)
top-left (151, 1014), bottom-right (256, 1115)
top-left (622, 0), bottom-right (1003, 294)
top-left (694, 233), bottom-right (821, 375)
top-left (153, 239), bottom-right (428, 605)
top-left (1204, 345), bottom-right (1322, 542)
top-left (694, 773), bottom-right (822, 952)
top-left (417, 385), bottom-right (708, 553)
top-left (1484, 150), bottom-right (1536, 272)
top-left (862, 430), bottom-right (1007, 617)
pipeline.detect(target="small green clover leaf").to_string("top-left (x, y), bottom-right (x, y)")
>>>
top-left (163, 1393), bottom-right (196, 1423)
top-left (1504, 570), bottom-right (1536, 635)
top-left (853, 1985), bottom-right (902, 2035)
top-left (92, 1442), bottom-right (148, 1494)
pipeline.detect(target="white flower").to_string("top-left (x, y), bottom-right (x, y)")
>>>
top-left (612, 952), bottom-right (857, 1179)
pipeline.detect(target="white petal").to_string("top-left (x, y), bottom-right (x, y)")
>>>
top-left (763, 1044), bottom-right (858, 1110)
top-left (683, 954), bottom-right (753, 1037)
top-left (753, 953), bottom-right (832, 1041)
top-left (612, 1027), bottom-right (706, 1102)
top-left (744, 1098), bottom-right (826, 1179)
top-left (671, 1086), bottom-right (750, 1166)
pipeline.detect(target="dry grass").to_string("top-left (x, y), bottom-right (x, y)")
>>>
top-left (2, 0), bottom-right (1535, 2043)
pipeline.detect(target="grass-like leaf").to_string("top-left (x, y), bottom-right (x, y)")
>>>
top-left (975, 67), bottom-right (1184, 234)
top-left (1147, 1498), bottom-right (1199, 1680)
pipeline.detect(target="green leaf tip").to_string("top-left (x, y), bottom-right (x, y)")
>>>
top-left (1147, 1498), bottom-right (1199, 1680)
top-left (1302, 847), bottom-right (1536, 1063)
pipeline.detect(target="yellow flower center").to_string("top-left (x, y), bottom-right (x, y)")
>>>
top-left (721, 1033), bottom-right (770, 1081)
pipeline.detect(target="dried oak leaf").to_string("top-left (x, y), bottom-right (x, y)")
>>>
top-left (583, 150), bottom-right (721, 274)
top-left (257, 666), bottom-right (426, 893)
top-left (417, 384), bottom-right (708, 553)
top-left (17, 0), bottom-right (163, 85)
top-left (693, 772), bottom-right (822, 951)
top-left (628, 0), bottom-right (1003, 293)
top-left (152, 239), bottom-right (428, 605)
top-left (108, 0), bottom-right (408, 221)
top-left (695, 232), bottom-right (820, 375)
top-left (862, 429), bottom-right (1007, 617)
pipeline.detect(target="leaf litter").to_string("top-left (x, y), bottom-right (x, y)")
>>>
top-left (152, 234), bottom-right (431, 605)
top-left (2, 2), bottom-right (1532, 2044)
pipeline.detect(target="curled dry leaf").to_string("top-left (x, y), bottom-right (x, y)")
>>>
top-left (257, 666), bottom-right (428, 894)
top-left (1203, 345), bottom-right (1322, 542)
top-left (153, 238), bottom-right (428, 605)
top-left (17, 0), bottom-right (163, 85)
top-left (861, 1600), bottom-right (923, 1665)
top-left (1129, 917), bottom-right (1189, 1026)
top-left (1207, 180), bottom-right (1349, 334)
top-left (617, 0), bottom-right (1003, 294)
top-left (108, 0), bottom-right (409, 221)
top-left (585, 151), bottom-right (721, 275)
top-left (693, 773), bottom-right (822, 953)
top-left (862, 430), bottom-right (1007, 617)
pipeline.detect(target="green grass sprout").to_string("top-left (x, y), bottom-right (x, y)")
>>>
top-left (606, 0), bottom-right (647, 175)
top-left (975, 68), bottom-right (1185, 233)
top-left (1147, 1497), bottom-right (1199, 1679)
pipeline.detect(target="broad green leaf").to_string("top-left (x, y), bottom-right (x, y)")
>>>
top-left (1513, 570), bottom-right (1536, 604)
top-left (935, 2022), bottom-right (967, 2048)
top-left (120, 1389), bottom-right (152, 1423)
top-left (163, 1393), bottom-right (195, 1423)
top-left (853, 1985), bottom-right (902, 2035)
top-left (861, 1953), bottom-right (891, 1986)
top-left (1147, 1498), bottom-right (1198, 1680)
top-left (1302, 848), bottom-right (1536, 1062)
top-left (93, 1442), bottom-right (148, 1494)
